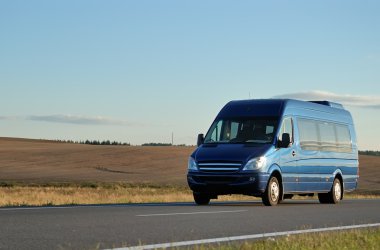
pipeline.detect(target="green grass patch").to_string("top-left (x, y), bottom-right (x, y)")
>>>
top-left (188, 227), bottom-right (380, 250)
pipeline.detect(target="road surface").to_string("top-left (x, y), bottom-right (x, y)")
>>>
top-left (0, 199), bottom-right (379, 249)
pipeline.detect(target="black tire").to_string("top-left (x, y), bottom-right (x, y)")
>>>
top-left (318, 178), bottom-right (342, 204)
top-left (193, 192), bottom-right (210, 205)
top-left (317, 193), bottom-right (329, 203)
top-left (262, 176), bottom-right (281, 206)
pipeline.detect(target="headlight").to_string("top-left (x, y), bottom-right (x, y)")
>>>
top-left (188, 157), bottom-right (198, 171)
top-left (242, 157), bottom-right (266, 171)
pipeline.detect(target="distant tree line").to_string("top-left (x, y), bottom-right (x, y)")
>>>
top-left (142, 143), bottom-right (189, 146)
top-left (359, 150), bottom-right (380, 156)
top-left (55, 139), bottom-right (130, 146)
top-left (83, 140), bottom-right (131, 146)
top-left (54, 140), bottom-right (192, 146)
top-left (141, 142), bottom-right (172, 146)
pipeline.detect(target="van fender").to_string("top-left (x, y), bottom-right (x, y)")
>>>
top-left (267, 164), bottom-right (284, 200)
top-left (267, 163), bottom-right (282, 176)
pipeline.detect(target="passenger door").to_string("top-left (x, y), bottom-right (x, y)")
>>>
top-left (278, 117), bottom-right (298, 192)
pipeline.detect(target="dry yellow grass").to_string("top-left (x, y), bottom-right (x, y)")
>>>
top-left (0, 185), bottom-right (258, 207)
top-left (0, 184), bottom-right (377, 207)
top-left (0, 186), bottom-right (190, 206)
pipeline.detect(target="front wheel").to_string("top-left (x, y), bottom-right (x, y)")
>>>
top-left (262, 176), bottom-right (281, 206)
top-left (193, 192), bottom-right (210, 205)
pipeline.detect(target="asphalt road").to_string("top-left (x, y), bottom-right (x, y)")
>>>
top-left (0, 199), bottom-right (379, 250)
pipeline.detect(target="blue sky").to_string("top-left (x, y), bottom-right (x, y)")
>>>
top-left (1, 1), bottom-right (379, 149)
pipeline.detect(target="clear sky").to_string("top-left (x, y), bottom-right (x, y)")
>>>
top-left (1, 1), bottom-right (379, 149)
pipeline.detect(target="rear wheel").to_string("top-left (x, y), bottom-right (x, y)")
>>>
top-left (193, 192), bottom-right (210, 205)
top-left (262, 176), bottom-right (280, 206)
top-left (318, 178), bottom-right (342, 204)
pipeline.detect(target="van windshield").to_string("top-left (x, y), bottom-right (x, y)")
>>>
top-left (204, 117), bottom-right (278, 144)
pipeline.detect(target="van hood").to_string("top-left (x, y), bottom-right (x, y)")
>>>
top-left (193, 143), bottom-right (272, 164)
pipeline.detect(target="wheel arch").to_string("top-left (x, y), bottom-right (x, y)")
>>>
top-left (333, 169), bottom-right (344, 199)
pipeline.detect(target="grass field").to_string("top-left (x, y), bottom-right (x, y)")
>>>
top-left (190, 227), bottom-right (380, 250)
top-left (0, 137), bottom-right (379, 207)
top-left (0, 137), bottom-right (191, 185)
top-left (1, 183), bottom-right (379, 207)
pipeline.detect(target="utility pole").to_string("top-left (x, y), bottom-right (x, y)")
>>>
top-left (171, 132), bottom-right (174, 146)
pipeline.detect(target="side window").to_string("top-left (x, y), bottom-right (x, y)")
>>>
top-left (318, 122), bottom-right (337, 151)
top-left (335, 124), bottom-right (352, 152)
top-left (279, 117), bottom-right (293, 144)
top-left (298, 119), bottom-right (319, 151)
top-left (298, 118), bottom-right (352, 152)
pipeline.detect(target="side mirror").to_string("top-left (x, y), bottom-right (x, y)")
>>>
top-left (279, 133), bottom-right (290, 148)
top-left (197, 134), bottom-right (204, 147)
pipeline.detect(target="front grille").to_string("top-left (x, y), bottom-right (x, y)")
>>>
top-left (198, 162), bottom-right (242, 173)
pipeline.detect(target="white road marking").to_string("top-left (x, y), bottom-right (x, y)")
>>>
top-left (107, 223), bottom-right (380, 250)
top-left (136, 210), bottom-right (247, 217)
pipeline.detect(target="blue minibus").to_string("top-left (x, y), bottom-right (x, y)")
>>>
top-left (187, 99), bottom-right (358, 206)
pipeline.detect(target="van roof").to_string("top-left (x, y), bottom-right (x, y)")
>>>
top-left (216, 99), bottom-right (352, 124)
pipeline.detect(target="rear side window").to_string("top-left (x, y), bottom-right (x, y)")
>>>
top-left (335, 124), bottom-right (352, 153)
top-left (297, 118), bottom-right (352, 152)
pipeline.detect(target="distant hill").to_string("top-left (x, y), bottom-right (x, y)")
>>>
top-left (0, 137), bottom-right (193, 186)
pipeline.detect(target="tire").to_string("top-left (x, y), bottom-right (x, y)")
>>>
top-left (193, 192), bottom-right (210, 205)
top-left (262, 176), bottom-right (281, 206)
top-left (317, 193), bottom-right (329, 204)
top-left (318, 178), bottom-right (342, 204)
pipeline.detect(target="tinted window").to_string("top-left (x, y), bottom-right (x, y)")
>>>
top-left (318, 122), bottom-right (336, 151)
top-left (204, 118), bottom-right (278, 144)
top-left (209, 120), bottom-right (222, 142)
top-left (230, 121), bottom-right (239, 139)
top-left (298, 119), bottom-right (319, 151)
top-left (335, 124), bottom-right (352, 152)
top-left (298, 118), bottom-right (352, 152)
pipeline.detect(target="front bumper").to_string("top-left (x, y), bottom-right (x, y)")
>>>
top-left (187, 172), bottom-right (269, 197)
